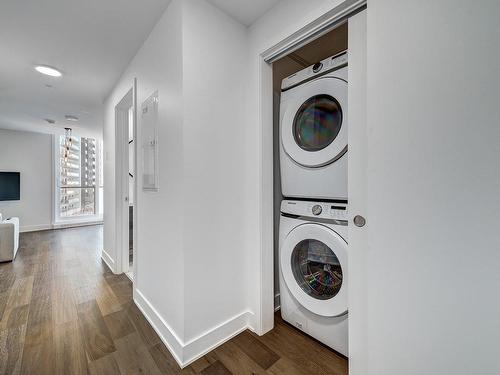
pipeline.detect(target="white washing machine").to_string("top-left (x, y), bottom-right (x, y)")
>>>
top-left (279, 199), bottom-right (348, 356)
top-left (280, 51), bottom-right (348, 200)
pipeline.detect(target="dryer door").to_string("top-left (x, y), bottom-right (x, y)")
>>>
top-left (281, 76), bottom-right (347, 167)
top-left (281, 223), bottom-right (347, 317)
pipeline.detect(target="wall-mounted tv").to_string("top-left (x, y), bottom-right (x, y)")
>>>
top-left (0, 172), bottom-right (20, 201)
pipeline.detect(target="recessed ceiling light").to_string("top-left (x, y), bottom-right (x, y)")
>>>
top-left (35, 65), bottom-right (62, 77)
top-left (65, 114), bottom-right (79, 121)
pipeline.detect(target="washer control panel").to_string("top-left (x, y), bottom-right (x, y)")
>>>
top-left (281, 200), bottom-right (348, 221)
top-left (281, 51), bottom-right (348, 91)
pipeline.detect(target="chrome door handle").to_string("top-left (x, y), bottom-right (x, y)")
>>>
top-left (353, 215), bottom-right (366, 227)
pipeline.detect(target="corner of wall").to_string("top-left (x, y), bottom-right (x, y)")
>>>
top-left (134, 286), bottom-right (253, 368)
top-left (181, 310), bottom-right (252, 366)
top-left (101, 249), bottom-right (116, 273)
top-left (134, 289), bottom-right (185, 365)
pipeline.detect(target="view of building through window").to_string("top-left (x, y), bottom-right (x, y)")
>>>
top-left (59, 135), bottom-right (98, 217)
top-left (98, 139), bottom-right (104, 216)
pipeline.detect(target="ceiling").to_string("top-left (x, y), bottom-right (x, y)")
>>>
top-left (0, 0), bottom-right (171, 138)
top-left (206, 0), bottom-right (281, 26)
top-left (0, 0), bottom-right (281, 138)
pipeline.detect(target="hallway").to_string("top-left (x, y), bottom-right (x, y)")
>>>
top-left (0, 226), bottom-right (347, 374)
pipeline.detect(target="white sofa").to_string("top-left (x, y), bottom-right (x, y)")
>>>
top-left (0, 217), bottom-right (19, 262)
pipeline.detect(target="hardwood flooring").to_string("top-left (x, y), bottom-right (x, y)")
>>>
top-left (0, 225), bottom-right (348, 374)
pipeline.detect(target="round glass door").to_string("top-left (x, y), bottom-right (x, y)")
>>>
top-left (293, 94), bottom-right (343, 152)
top-left (280, 223), bottom-right (347, 317)
top-left (291, 239), bottom-right (343, 300)
top-left (281, 76), bottom-right (348, 168)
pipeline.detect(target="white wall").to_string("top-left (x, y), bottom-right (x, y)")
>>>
top-left (103, 0), bottom-right (500, 372)
top-left (0, 128), bottom-right (52, 232)
top-left (103, 0), bottom-right (248, 366)
top-left (103, 0), bottom-right (185, 344)
top-left (360, 1), bottom-right (500, 374)
top-left (181, 0), bottom-right (248, 344)
top-left (104, 0), bottom-right (356, 357)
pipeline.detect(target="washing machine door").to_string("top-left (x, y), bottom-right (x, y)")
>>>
top-left (281, 223), bottom-right (347, 317)
top-left (281, 76), bottom-right (347, 168)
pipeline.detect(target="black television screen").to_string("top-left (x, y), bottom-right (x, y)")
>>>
top-left (0, 172), bottom-right (20, 201)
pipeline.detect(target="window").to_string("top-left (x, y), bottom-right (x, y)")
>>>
top-left (57, 134), bottom-right (102, 219)
top-left (98, 140), bottom-right (104, 216)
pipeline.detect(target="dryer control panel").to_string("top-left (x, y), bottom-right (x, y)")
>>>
top-left (281, 200), bottom-right (348, 221)
top-left (281, 51), bottom-right (348, 91)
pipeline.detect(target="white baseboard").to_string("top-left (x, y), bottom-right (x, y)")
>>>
top-left (125, 271), bottom-right (134, 282)
top-left (134, 289), bottom-right (185, 366)
top-left (19, 221), bottom-right (103, 233)
top-left (20, 224), bottom-right (53, 233)
top-left (52, 220), bottom-right (103, 229)
top-left (247, 310), bottom-right (258, 331)
top-left (182, 310), bottom-right (252, 367)
top-left (101, 249), bottom-right (115, 273)
top-left (134, 288), bottom-right (252, 368)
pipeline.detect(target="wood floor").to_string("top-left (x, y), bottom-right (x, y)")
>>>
top-left (0, 225), bottom-right (348, 375)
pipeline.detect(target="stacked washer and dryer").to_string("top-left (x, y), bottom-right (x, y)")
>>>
top-left (278, 51), bottom-right (349, 356)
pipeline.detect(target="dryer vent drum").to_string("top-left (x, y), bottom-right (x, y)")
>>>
top-left (293, 94), bottom-right (342, 152)
top-left (291, 239), bottom-right (343, 300)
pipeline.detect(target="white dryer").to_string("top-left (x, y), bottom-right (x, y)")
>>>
top-left (280, 51), bottom-right (348, 200)
top-left (279, 199), bottom-right (348, 356)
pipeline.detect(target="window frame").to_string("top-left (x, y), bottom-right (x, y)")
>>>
top-left (53, 134), bottom-right (103, 224)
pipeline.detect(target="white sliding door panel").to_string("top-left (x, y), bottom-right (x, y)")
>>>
top-left (365, 1), bottom-right (500, 374)
top-left (347, 9), bottom-right (367, 375)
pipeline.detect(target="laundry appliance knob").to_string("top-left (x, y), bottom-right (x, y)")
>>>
top-left (312, 62), bottom-right (323, 73)
top-left (312, 205), bottom-right (322, 215)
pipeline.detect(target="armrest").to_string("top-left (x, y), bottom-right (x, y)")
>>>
top-left (0, 223), bottom-right (15, 262)
top-left (0, 217), bottom-right (19, 261)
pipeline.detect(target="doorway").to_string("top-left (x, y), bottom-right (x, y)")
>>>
top-left (272, 22), bottom-right (349, 312)
top-left (127, 106), bottom-right (135, 279)
top-left (255, 0), bottom-right (366, 348)
top-left (114, 79), bottom-right (137, 280)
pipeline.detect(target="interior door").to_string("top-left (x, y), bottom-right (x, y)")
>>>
top-left (114, 79), bottom-right (137, 276)
top-left (348, 9), bottom-right (367, 375)
top-left (361, 1), bottom-right (500, 373)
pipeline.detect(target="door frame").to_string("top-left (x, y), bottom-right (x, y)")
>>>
top-left (256, 0), bottom-right (366, 335)
top-left (114, 78), bottom-right (138, 281)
